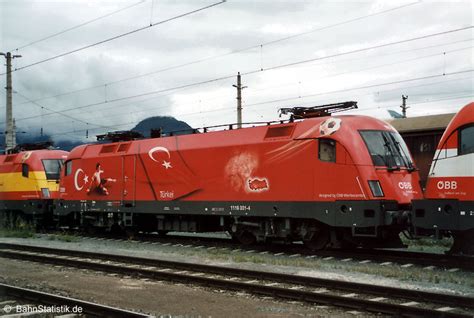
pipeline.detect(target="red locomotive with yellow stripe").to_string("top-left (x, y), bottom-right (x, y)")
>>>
top-left (412, 102), bottom-right (474, 254)
top-left (0, 148), bottom-right (68, 227)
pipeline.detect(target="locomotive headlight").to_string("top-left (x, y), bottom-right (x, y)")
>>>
top-left (368, 180), bottom-right (384, 197)
top-left (41, 188), bottom-right (50, 199)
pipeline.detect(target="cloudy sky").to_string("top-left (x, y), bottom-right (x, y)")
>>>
top-left (0, 0), bottom-right (473, 144)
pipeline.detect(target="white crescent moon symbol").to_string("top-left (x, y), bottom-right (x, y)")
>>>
top-left (74, 169), bottom-right (85, 191)
top-left (148, 146), bottom-right (171, 162)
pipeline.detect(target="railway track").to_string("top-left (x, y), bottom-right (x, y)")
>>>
top-left (320, 247), bottom-right (472, 271)
top-left (46, 231), bottom-right (474, 272)
top-left (0, 242), bottom-right (472, 317)
top-left (0, 282), bottom-right (150, 317)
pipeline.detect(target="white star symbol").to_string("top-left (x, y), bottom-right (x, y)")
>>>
top-left (162, 160), bottom-right (172, 169)
top-left (83, 175), bottom-right (89, 183)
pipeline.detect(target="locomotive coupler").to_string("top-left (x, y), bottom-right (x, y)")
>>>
top-left (385, 210), bottom-right (411, 226)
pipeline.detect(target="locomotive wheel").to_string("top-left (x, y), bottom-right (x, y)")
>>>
top-left (236, 230), bottom-right (257, 245)
top-left (10, 213), bottom-right (30, 230)
top-left (125, 228), bottom-right (136, 240)
top-left (0, 212), bottom-right (7, 228)
top-left (303, 227), bottom-right (330, 251)
top-left (84, 225), bottom-right (96, 235)
top-left (110, 223), bottom-right (125, 236)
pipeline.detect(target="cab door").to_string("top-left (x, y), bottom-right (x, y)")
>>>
top-left (121, 155), bottom-right (136, 206)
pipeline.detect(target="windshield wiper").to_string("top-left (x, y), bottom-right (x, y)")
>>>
top-left (387, 132), bottom-right (415, 172)
top-left (382, 133), bottom-right (399, 171)
top-left (394, 140), bottom-right (415, 172)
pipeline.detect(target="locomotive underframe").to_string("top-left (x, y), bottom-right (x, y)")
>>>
top-left (411, 199), bottom-right (474, 254)
top-left (0, 199), bottom-right (55, 228)
top-left (55, 199), bottom-right (409, 248)
top-left (412, 199), bottom-right (474, 232)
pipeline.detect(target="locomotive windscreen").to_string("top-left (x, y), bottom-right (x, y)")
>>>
top-left (42, 159), bottom-right (64, 180)
top-left (360, 130), bottom-right (414, 170)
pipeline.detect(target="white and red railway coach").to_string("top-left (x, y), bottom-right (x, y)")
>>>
top-left (412, 102), bottom-right (474, 254)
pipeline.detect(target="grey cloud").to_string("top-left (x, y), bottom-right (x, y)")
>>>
top-left (1, 0), bottom-right (473, 146)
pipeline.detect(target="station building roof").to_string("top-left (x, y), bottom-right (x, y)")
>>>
top-left (388, 113), bottom-right (455, 133)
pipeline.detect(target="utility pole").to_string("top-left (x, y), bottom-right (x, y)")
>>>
top-left (400, 95), bottom-right (409, 118)
top-left (233, 72), bottom-right (246, 128)
top-left (1, 52), bottom-right (22, 153)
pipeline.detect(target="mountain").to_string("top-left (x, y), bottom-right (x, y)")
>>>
top-left (131, 116), bottom-right (193, 137)
top-left (1, 116), bottom-right (193, 153)
top-left (15, 133), bottom-right (83, 152)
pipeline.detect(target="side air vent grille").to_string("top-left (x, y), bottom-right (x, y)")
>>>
top-left (4, 155), bottom-right (16, 162)
top-left (100, 145), bottom-right (117, 154)
top-left (264, 124), bottom-right (295, 139)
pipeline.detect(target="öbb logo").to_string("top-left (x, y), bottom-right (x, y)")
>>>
top-left (437, 181), bottom-right (457, 190)
top-left (398, 182), bottom-right (412, 190)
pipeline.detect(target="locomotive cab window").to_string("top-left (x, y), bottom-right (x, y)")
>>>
top-left (42, 159), bottom-right (64, 180)
top-left (65, 160), bottom-right (72, 176)
top-left (459, 125), bottom-right (474, 155)
top-left (360, 130), bottom-right (414, 169)
top-left (22, 164), bottom-right (29, 178)
top-left (319, 139), bottom-right (336, 162)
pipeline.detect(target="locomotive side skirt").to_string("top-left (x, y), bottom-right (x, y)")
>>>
top-left (412, 199), bottom-right (474, 232)
top-left (56, 199), bottom-right (404, 236)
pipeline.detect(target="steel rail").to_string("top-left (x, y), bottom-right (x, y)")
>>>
top-left (1, 242), bottom-right (471, 308)
top-left (0, 282), bottom-right (150, 317)
top-left (320, 248), bottom-right (474, 271)
top-left (138, 234), bottom-right (474, 271)
top-left (0, 243), bottom-right (472, 317)
top-left (36, 232), bottom-right (474, 271)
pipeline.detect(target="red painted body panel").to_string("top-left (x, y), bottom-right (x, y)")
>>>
top-left (434, 102), bottom-right (474, 153)
top-left (425, 102), bottom-right (474, 200)
top-left (60, 115), bottom-right (422, 205)
top-left (425, 177), bottom-right (473, 200)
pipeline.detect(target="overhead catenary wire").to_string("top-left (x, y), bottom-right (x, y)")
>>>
top-left (96, 76), bottom-right (474, 124)
top-left (242, 26), bottom-right (473, 76)
top-left (50, 91), bottom-right (472, 139)
top-left (46, 70), bottom-right (473, 138)
top-left (7, 74), bottom-right (237, 124)
top-left (243, 69), bottom-right (473, 108)
top-left (11, 36), bottom-right (471, 110)
top-left (1, 0), bottom-right (226, 75)
top-left (14, 90), bottom-right (112, 129)
top-left (10, 1), bottom-right (422, 107)
top-left (243, 38), bottom-right (473, 94)
top-left (83, 82), bottom-right (474, 127)
top-left (52, 47), bottom-right (472, 124)
top-left (244, 45), bottom-right (473, 98)
top-left (149, 0), bottom-right (155, 25)
top-left (10, 0), bottom-right (147, 52)
top-left (49, 93), bottom-right (473, 139)
top-left (359, 94), bottom-right (474, 112)
top-left (5, 26), bottom-right (472, 125)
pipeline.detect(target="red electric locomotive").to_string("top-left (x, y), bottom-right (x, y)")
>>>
top-left (0, 143), bottom-right (68, 227)
top-left (56, 102), bottom-right (422, 249)
top-left (412, 102), bottom-right (474, 254)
